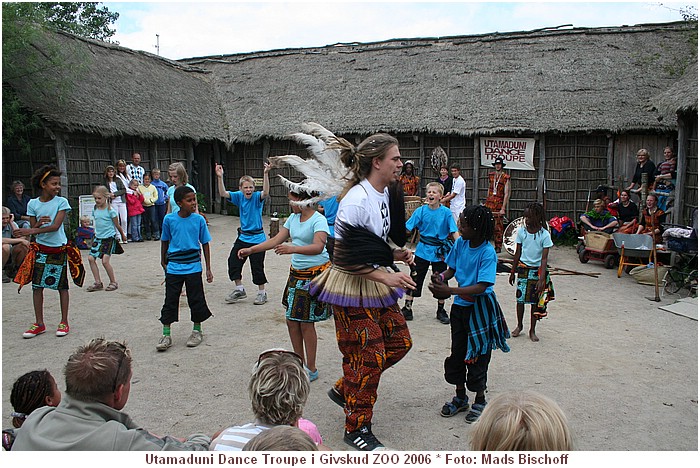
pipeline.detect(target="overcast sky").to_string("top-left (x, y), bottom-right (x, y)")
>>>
top-left (102, 1), bottom-right (692, 59)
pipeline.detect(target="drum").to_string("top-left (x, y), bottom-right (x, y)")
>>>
top-left (404, 196), bottom-right (423, 220)
top-left (503, 217), bottom-right (551, 256)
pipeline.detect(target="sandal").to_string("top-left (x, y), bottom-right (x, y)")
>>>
top-left (105, 282), bottom-right (119, 291)
top-left (465, 402), bottom-right (487, 424)
top-left (440, 396), bottom-right (470, 417)
top-left (86, 282), bottom-right (103, 292)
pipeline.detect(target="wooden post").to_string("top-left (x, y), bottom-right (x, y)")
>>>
top-left (472, 137), bottom-right (480, 205)
top-left (606, 135), bottom-right (614, 188)
top-left (418, 134), bottom-right (425, 198)
top-left (537, 134), bottom-right (546, 204)
top-left (55, 132), bottom-right (69, 200)
top-left (673, 115), bottom-right (687, 224)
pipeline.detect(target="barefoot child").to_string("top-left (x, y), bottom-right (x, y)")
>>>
top-left (14, 165), bottom-right (85, 338)
top-left (401, 182), bottom-right (458, 323)
top-left (85, 186), bottom-right (126, 292)
top-left (156, 185), bottom-right (213, 351)
top-left (508, 202), bottom-right (554, 342)
top-left (429, 205), bottom-right (510, 424)
top-left (216, 162), bottom-right (271, 306)
top-left (238, 190), bottom-right (332, 382)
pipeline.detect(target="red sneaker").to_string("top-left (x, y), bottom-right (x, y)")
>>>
top-left (56, 322), bottom-right (70, 337)
top-left (23, 323), bottom-right (46, 339)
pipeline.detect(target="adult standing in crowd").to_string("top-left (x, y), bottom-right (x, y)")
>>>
top-left (103, 165), bottom-right (128, 243)
top-left (436, 164), bottom-right (453, 207)
top-left (443, 163), bottom-right (466, 224)
top-left (126, 152), bottom-right (146, 184)
top-left (11, 338), bottom-right (211, 451)
top-left (626, 148), bottom-right (656, 197)
top-left (150, 168), bottom-right (169, 234)
top-left (6, 180), bottom-right (32, 229)
top-left (399, 160), bottom-right (420, 196)
top-left (310, 133), bottom-right (415, 451)
top-left (484, 157), bottom-right (511, 253)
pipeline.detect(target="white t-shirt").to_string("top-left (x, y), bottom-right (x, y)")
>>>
top-left (336, 179), bottom-right (390, 241)
top-left (450, 175), bottom-right (466, 212)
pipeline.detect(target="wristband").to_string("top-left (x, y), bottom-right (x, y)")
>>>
top-left (438, 272), bottom-right (446, 282)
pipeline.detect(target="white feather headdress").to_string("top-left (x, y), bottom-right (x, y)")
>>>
top-left (269, 122), bottom-right (353, 206)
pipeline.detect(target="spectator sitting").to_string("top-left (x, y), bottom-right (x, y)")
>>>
top-left (3, 369), bottom-right (62, 450)
top-left (469, 390), bottom-right (573, 451)
top-left (2, 207), bottom-right (29, 282)
top-left (75, 215), bottom-right (95, 250)
top-left (210, 349), bottom-right (325, 451)
top-left (580, 199), bottom-right (618, 234)
top-left (636, 193), bottom-right (666, 244)
top-left (6, 180), bottom-right (32, 229)
top-left (11, 338), bottom-right (211, 451)
top-left (243, 425), bottom-right (318, 451)
top-left (609, 190), bottom-right (639, 234)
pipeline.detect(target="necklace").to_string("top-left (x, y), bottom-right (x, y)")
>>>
top-left (492, 172), bottom-right (503, 195)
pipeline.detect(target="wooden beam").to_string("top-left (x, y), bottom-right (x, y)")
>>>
top-left (472, 137), bottom-right (480, 205)
top-left (673, 115), bottom-right (687, 224)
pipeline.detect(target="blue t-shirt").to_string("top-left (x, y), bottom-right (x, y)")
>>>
top-left (516, 227), bottom-right (553, 267)
top-left (167, 183), bottom-right (196, 214)
top-left (93, 206), bottom-right (118, 239)
top-left (444, 237), bottom-right (497, 306)
top-left (27, 196), bottom-right (71, 247)
top-left (318, 196), bottom-right (339, 237)
top-left (406, 204), bottom-right (457, 262)
top-left (228, 191), bottom-right (266, 244)
top-left (283, 211), bottom-right (330, 270)
top-left (151, 179), bottom-right (169, 205)
top-left (161, 212), bottom-right (212, 275)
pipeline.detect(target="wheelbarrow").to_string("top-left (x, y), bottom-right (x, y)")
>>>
top-left (613, 233), bottom-right (654, 278)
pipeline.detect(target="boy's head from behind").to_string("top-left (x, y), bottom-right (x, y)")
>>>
top-left (469, 390), bottom-right (573, 451)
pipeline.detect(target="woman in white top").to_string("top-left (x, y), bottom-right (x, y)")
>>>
top-left (102, 165), bottom-right (128, 243)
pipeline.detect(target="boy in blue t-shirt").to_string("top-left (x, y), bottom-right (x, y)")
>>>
top-left (157, 185), bottom-right (213, 352)
top-left (428, 205), bottom-right (510, 425)
top-left (215, 162), bottom-right (270, 305)
top-left (401, 182), bottom-right (458, 324)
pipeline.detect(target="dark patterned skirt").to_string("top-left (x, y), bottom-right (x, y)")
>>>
top-left (89, 237), bottom-right (124, 259)
top-left (33, 250), bottom-right (69, 290)
top-left (283, 263), bottom-right (332, 323)
top-left (515, 263), bottom-right (555, 319)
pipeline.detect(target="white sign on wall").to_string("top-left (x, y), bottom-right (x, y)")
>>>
top-left (480, 137), bottom-right (536, 171)
top-left (78, 195), bottom-right (96, 227)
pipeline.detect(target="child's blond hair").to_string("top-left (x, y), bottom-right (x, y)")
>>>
top-left (80, 215), bottom-right (92, 226)
top-left (469, 390), bottom-right (573, 451)
top-left (239, 175), bottom-right (255, 187)
top-left (168, 162), bottom-right (188, 185)
top-left (426, 181), bottom-right (444, 196)
top-left (92, 185), bottom-right (111, 202)
top-left (242, 426), bottom-right (317, 451)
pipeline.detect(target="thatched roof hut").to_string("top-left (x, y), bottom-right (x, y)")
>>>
top-left (4, 28), bottom-right (226, 142)
top-left (183, 21), bottom-right (697, 145)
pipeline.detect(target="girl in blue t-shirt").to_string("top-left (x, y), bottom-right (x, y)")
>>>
top-left (238, 190), bottom-right (331, 382)
top-left (13, 165), bottom-right (85, 339)
top-left (428, 205), bottom-right (510, 425)
top-left (508, 202), bottom-right (555, 343)
top-left (86, 186), bottom-right (126, 293)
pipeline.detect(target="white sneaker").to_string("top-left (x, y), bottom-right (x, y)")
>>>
top-left (253, 291), bottom-right (268, 305)
top-left (156, 335), bottom-right (172, 351)
top-left (186, 330), bottom-right (203, 347)
top-left (225, 289), bottom-right (247, 304)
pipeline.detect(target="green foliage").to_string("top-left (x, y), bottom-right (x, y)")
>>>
top-left (196, 192), bottom-right (207, 213)
top-left (2, 2), bottom-right (119, 153)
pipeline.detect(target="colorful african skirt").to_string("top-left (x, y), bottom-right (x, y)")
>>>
top-left (283, 262), bottom-right (332, 322)
top-left (515, 263), bottom-right (555, 319)
top-left (89, 237), bottom-right (124, 259)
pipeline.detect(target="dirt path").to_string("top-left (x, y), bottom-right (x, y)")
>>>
top-left (2, 214), bottom-right (697, 451)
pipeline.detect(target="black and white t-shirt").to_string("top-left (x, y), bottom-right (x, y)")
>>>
top-left (336, 179), bottom-right (390, 241)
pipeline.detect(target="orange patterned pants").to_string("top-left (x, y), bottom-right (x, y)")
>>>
top-left (331, 303), bottom-right (412, 432)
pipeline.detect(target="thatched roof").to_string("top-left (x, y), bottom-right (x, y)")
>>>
top-left (183, 21), bottom-right (698, 144)
top-left (4, 22), bottom-right (697, 146)
top-left (647, 58), bottom-right (698, 116)
top-left (4, 28), bottom-right (227, 142)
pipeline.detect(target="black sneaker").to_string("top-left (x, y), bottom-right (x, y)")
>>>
top-left (401, 305), bottom-right (413, 321)
top-left (436, 307), bottom-right (450, 324)
top-left (327, 387), bottom-right (345, 408)
top-left (344, 425), bottom-right (385, 451)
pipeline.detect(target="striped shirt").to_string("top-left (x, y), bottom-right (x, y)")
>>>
top-left (209, 421), bottom-right (273, 451)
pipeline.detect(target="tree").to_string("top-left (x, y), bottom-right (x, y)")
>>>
top-left (2, 2), bottom-right (119, 153)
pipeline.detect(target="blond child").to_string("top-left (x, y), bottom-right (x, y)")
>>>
top-left (86, 186), bottom-right (125, 292)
